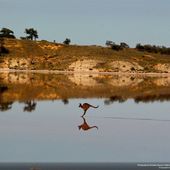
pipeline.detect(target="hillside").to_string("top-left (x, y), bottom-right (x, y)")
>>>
top-left (0, 38), bottom-right (170, 73)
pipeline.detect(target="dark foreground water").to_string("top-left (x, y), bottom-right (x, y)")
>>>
top-left (1, 162), bottom-right (170, 170)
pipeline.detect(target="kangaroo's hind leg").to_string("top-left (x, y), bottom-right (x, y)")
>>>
top-left (81, 110), bottom-right (87, 117)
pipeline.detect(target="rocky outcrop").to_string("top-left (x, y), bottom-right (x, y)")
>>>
top-left (68, 60), bottom-right (144, 73)
top-left (68, 59), bottom-right (99, 72)
top-left (109, 61), bottom-right (144, 72)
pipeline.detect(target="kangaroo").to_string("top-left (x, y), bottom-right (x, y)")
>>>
top-left (79, 103), bottom-right (99, 117)
top-left (78, 117), bottom-right (98, 131)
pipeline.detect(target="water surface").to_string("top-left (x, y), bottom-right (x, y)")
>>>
top-left (0, 72), bottom-right (170, 163)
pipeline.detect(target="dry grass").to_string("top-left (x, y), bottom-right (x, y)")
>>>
top-left (1, 38), bottom-right (170, 72)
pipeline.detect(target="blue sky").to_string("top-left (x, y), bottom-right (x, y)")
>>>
top-left (0, 0), bottom-right (170, 47)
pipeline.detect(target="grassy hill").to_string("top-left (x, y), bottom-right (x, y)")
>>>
top-left (0, 38), bottom-right (170, 73)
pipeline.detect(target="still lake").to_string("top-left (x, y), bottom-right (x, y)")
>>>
top-left (0, 72), bottom-right (170, 163)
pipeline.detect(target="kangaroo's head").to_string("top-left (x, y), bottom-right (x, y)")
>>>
top-left (78, 125), bottom-right (82, 130)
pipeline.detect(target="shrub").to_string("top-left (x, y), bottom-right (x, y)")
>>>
top-left (120, 42), bottom-right (129, 48)
top-left (24, 28), bottom-right (38, 40)
top-left (111, 44), bottom-right (122, 51)
top-left (105, 40), bottom-right (114, 47)
top-left (136, 43), bottom-right (170, 55)
top-left (106, 41), bottom-right (129, 51)
top-left (63, 38), bottom-right (71, 45)
top-left (0, 28), bottom-right (15, 39)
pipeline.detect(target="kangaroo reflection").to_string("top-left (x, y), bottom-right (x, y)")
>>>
top-left (78, 117), bottom-right (98, 131)
top-left (24, 100), bottom-right (37, 112)
top-left (79, 103), bottom-right (99, 117)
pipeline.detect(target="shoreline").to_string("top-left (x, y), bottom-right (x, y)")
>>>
top-left (0, 68), bottom-right (170, 77)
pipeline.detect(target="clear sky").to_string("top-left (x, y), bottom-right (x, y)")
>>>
top-left (0, 0), bottom-right (170, 47)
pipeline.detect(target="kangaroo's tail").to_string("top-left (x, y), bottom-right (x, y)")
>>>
top-left (90, 126), bottom-right (98, 130)
top-left (90, 105), bottom-right (99, 108)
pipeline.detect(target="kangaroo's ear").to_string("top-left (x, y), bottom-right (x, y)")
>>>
top-left (78, 126), bottom-right (81, 130)
top-left (79, 103), bottom-right (81, 107)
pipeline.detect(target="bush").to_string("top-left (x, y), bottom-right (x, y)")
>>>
top-left (111, 44), bottom-right (122, 51)
top-left (136, 43), bottom-right (170, 55)
top-left (105, 40), bottom-right (114, 47)
top-left (63, 38), bottom-right (71, 45)
top-left (106, 41), bottom-right (129, 51)
top-left (24, 28), bottom-right (38, 40)
top-left (20, 36), bottom-right (27, 40)
top-left (120, 42), bottom-right (129, 48)
top-left (0, 28), bottom-right (15, 39)
top-left (0, 34), bottom-right (15, 39)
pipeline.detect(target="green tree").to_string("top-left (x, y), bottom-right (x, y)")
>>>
top-left (25, 28), bottom-right (38, 40)
top-left (105, 40), bottom-right (114, 47)
top-left (63, 38), bottom-right (71, 45)
top-left (0, 27), bottom-right (15, 38)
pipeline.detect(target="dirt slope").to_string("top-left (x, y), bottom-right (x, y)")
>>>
top-left (0, 38), bottom-right (170, 73)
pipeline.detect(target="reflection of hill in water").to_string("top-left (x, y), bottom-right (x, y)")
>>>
top-left (104, 94), bottom-right (170, 105)
top-left (0, 72), bottom-right (170, 105)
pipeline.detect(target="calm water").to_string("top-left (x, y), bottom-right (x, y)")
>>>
top-left (0, 98), bottom-right (170, 163)
top-left (0, 72), bottom-right (170, 165)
